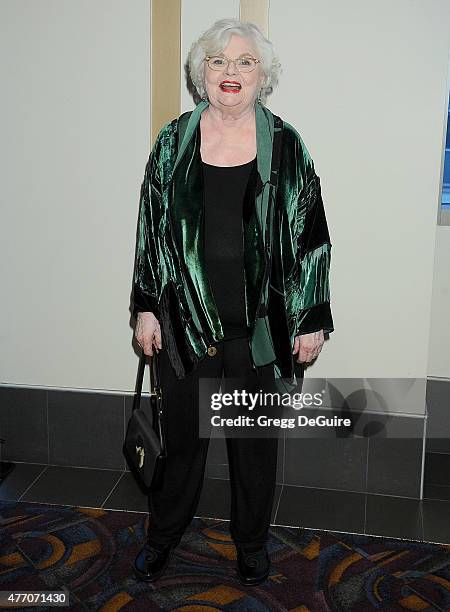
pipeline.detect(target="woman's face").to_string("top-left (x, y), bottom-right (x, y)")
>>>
top-left (203, 34), bottom-right (265, 113)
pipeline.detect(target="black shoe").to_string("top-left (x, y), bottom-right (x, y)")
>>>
top-left (236, 544), bottom-right (270, 586)
top-left (133, 541), bottom-right (174, 582)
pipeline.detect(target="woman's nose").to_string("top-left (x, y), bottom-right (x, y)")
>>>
top-left (225, 60), bottom-right (237, 76)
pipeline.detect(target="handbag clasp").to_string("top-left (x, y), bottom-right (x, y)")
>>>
top-left (135, 445), bottom-right (145, 468)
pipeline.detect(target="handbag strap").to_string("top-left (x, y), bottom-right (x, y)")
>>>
top-left (132, 350), bottom-right (146, 412)
top-left (150, 349), bottom-right (161, 398)
top-left (132, 350), bottom-right (162, 412)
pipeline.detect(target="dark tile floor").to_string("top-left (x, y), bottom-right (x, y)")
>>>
top-left (1, 461), bottom-right (449, 545)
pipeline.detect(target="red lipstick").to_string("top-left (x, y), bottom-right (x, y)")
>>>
top-left (219, 80), bottom-right (242, 93)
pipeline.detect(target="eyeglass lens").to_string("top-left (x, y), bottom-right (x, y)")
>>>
top-left (207, 56), bottom-right (256, 72)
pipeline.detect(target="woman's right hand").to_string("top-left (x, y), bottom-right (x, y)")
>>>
top-left (135, 312), bottom-right (162, 356)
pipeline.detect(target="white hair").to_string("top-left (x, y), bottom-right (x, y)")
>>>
top-left (188, 18), bottom-right (282, 104)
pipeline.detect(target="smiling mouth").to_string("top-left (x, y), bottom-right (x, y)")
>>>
top-left (220, 81), bottom-right (242, 92)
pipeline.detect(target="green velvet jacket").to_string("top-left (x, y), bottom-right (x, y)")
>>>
top-left (132, 99), bottom-right (334, 388)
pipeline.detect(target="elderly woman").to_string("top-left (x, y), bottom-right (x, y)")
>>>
top-left (131, 18), bottom-right (334, 585)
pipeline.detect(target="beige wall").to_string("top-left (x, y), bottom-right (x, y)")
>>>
top-left (0, 0), bottom-right (151, 390)
top-left (268, 0), bottom-right (450, 380)
top-left (428, 227), bottom-right (450, 378)
top-left (1, 0), bottom-right (449, 394)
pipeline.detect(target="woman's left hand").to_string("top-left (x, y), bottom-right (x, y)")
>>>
top-left (292, 330), bottom-right (324, 364)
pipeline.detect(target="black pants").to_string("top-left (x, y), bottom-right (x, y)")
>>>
top-left (146, 336), bottom-right (279, 550)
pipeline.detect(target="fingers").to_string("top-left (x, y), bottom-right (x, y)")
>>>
top-left (134, 317), bottom-right (162, 357)
top-left (143, 337), bottom-right (154, 357)
top-left (139, 331), bottom-right (160, 356)
top-left (296, 330), bottom-right (324, 364)
top-left (292, 335), bottom-right (300, 355)
top-left (153, 322), bottom-right (162, 351)
top-left (138, 328), bottom-right (154, 356)
top-left (299, 343), bottom-right (322, 363)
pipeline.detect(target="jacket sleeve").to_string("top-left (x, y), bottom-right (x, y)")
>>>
top-left (131, 136), bottom-right (164, 321)
top-left (293, 145), bottom-right (334, 336)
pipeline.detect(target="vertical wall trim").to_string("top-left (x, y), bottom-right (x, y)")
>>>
top-left (239, 0), bottom-right (269, 37)
top-left (151, 0), bottom-right (181, 144)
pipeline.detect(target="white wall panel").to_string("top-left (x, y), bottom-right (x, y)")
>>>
top-left (0, 0), bottom-right (151, 390)
top-left (269, 0), bottom-right (450, 379)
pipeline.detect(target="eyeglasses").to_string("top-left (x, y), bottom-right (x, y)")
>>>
top-left (204, 54), bottom-right (261, 73)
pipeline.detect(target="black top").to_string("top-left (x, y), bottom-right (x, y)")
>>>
top-left (202, 157), bottom-right (256, 341)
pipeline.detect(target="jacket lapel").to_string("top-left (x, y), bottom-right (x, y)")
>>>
top-left (168, 99), bottom-right (278, 350)
top-left (172, 99), bottom-right (209, 176)
top-left (254, 101), bottom-right (274, 244)
top-left (170, 102), bottom-right (223, 341)
top-left (173, 99), bottom-right (274, 244)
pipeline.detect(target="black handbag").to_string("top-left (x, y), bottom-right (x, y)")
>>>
top-left (123, 350), bottom-right (167, 488)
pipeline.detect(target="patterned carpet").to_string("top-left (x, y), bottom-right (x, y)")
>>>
top-left (0, 500), bottom-right (449, 611)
